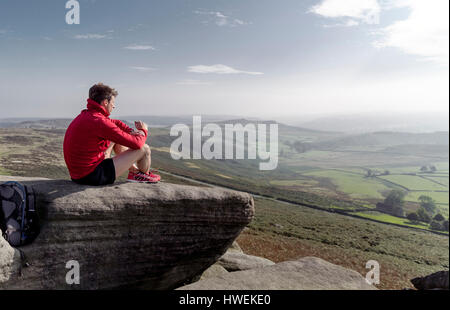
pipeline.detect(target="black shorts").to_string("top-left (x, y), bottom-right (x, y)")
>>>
top-left (72, 158), bottom-right (116, 186)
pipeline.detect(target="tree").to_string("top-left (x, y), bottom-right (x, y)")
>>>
top-left (378, 190), bottom-right (406, 217)
top-left (430, 220), bottom-right (443, 231)
top-left (433, 213), bottom-right (445, 222)
top-left (420, 166), bottom-right (428, 173)
top-left (443, 220), bottom-right (449, 231)
top-left (366, 169), bottom-right (373, 177)
top-left (418, 195), bottom-right (437, 214)
top-left (417, 207), bottom-right (432, 223)
top-left (429, 166), bottom-right (437, 173)
top-left (384, 190), bottom-right (405, 208)
top-left (407, 212), bottom-right (419, 222)
top-left (292, 141), bottom-right (311, 153)
top-left (384, 170), bottom-right (390, 175)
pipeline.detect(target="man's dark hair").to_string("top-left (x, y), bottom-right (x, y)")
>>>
top-left (89, 83), bottom-right (118, 104)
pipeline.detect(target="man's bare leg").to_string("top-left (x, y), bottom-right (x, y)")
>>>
top-left (112, 144), bottom-right (151, 178)
top-left (113, 144), bottom-right (139, 172)
top-left (137, 145), bottom-right (151, 173)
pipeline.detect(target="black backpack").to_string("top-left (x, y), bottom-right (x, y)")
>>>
top-left (0, 181), bottom-right (40, 246)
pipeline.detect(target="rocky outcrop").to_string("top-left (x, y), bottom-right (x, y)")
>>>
top-left (411, 271), bottom-right (449, 290)
top-left (0, 175), bottom-right (254, 290)
top-left (228, 241), bottom-right (243, 253)
top-left (0, 231), bottom-right (21, 283)
top-left (218, 251), bottom-right (275, 272)
top-left (199, 263), bottom-right (229, 280)
top-left (178, 257), bottom-right (377, 290)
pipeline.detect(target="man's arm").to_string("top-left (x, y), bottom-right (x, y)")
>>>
top-left (100, 119), bottom-right (148, 150)
top-left (111, 119), bottom-right (133, 133)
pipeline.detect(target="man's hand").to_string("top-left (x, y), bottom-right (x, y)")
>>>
top-left (130, 129), bottom-right (146, 137)
top-left (135, 120), bottom-right (148, 132)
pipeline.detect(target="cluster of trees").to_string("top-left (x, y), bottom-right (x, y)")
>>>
top-left (420, 165), bottom-right (437, 173)
top-left (285, 141), bottom-right (313, 153)
top-left (406, 195), bottom-right (448, 232)
top-left (377, 191), bottom-right (448, 232)
top-left (366, 169), bottom-right (390, 177)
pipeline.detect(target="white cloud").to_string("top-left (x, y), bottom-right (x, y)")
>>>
top-left (129, 66), bottom-right (156, 72)
top-left (323, 19), bottom-right (360, 28)
top-left (177, 79), bottom-right (212, 85)
top-left (74, 34), bottom-right (106, 39)
top-left (311, 0), bottom-right (449, 65)
top-left (188, 64), bottom-right (263, 75)
top-left (374, 0), bottom-right (449, 65)
top-left (194, 10), bottom-right (250, 27)
top-left (123, 44), bottom-right (155, 50)
top-left (310, 0), bottom-right (381, 24)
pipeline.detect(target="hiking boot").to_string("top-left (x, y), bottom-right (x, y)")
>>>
top-left (127, 171), bottom-right (160, 183)
top-left (147, 171), bottom-right (161, 182)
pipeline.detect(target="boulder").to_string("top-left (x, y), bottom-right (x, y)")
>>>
top-left (218, 251), bottom-right (275, 272)
top-left (411, 271), bottom-right (449, 290)
top-left (0, 175), bottom-right (254, 289)
top-left (200, 263), bottom-right (229, 280)
top-left (0, 230), bottom-right (21, 283)
top-left (228, 241), bottom-right (243, 253)
top-left (177, 257), bottom-right (377, 290)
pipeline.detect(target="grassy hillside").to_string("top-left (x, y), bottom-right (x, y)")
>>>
top-left (238, 198), bottom-right (449, 289)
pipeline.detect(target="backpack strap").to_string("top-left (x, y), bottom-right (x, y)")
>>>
top-left (2, 181), bottom-right (27, 244)
top-left (17, 248), bottom-right (30, 277)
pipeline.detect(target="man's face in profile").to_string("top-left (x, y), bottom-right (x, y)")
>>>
top-left (105, 96), bottom-right (116, 114)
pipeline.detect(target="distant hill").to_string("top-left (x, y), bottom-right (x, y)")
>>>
top-left (285, 112), bottom-right (449, 134)
top-left (0, 115), bottom-right (248, 129)
top-left (317, 131), bottom-right (449, 150)
top-left (0, 119), bottom-right (72, 129)
top-left (119, 115), bottom-right (249, 128)
top-left (381, 144), bottom-right (449, 158)
top-left (214, 118), bottom-right (325, 132)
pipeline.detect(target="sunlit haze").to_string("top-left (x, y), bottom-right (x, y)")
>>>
top-left (0, 0), bottom-right (448, 120)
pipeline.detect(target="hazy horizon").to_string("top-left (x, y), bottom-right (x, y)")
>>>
top-left (1, 110), bottom-right (448, 134)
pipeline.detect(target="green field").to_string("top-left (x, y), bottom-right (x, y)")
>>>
top-left (373, 162), bottom-right (448, 174)
top-left (353, 211), bottom-right (434, 230)
top-left (302, 169), bottom-right (391, 200)
top-left (379, 174), bottom-right (448, 191)
top-left (269, 179), bottom-right (319, 187)
top-left (423, 176), bottom-right (449, 187)
top-left (405, 191), bottom-right (449, 205)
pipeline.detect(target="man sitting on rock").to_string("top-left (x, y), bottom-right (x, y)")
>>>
top-left (63, 83), bottom-right (161, 185)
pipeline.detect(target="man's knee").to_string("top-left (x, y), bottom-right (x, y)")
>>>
top-left (114, 143), bottom-right (127, 153)
top-left (141, 144), bottom-right (151, 155)
top-left (104, 142), bottom-right (115, 158)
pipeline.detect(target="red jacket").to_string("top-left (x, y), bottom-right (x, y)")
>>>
top-left (63, 99), bottom-right (148, 179)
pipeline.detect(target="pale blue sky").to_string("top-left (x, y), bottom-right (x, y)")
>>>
top-left (0, 0), bottom-right (448, 118)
